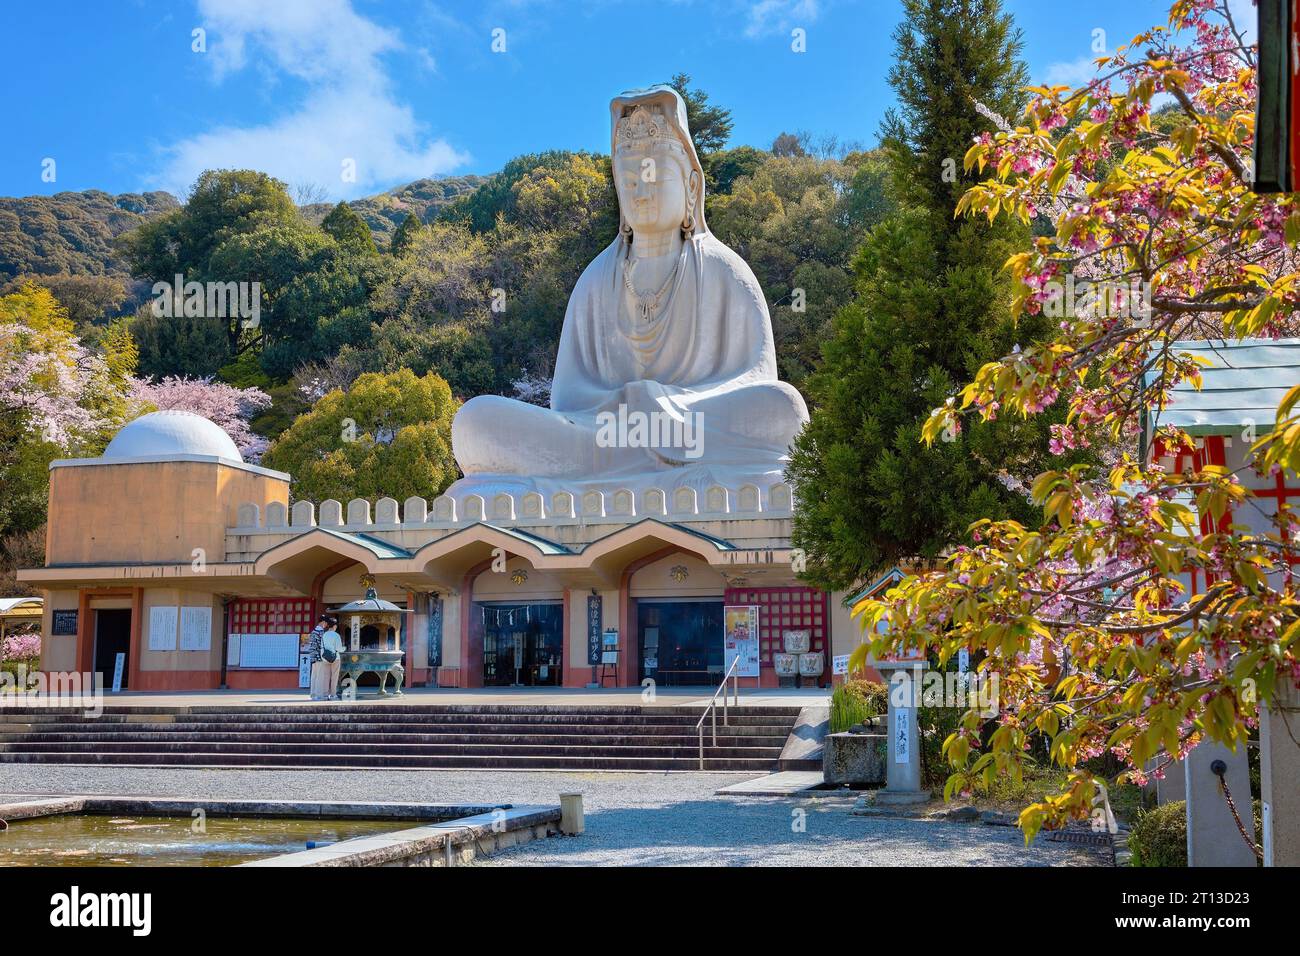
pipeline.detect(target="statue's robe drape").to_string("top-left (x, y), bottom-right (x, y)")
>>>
top-left (448, 231), bottom-right (809, 503)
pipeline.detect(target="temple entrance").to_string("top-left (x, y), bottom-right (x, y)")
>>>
top-left (638, 600), bottom-right (723, 686)
top-left (93, 608), bottom-right (131, 689)
top-left (480, 602), bottom-right (563, 687)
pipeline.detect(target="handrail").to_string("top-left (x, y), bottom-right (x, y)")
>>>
top-left (695, 656), bottom-right (742, 770)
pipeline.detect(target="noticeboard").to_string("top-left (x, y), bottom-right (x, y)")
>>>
top-left (723, 605), bottom-right (760, 678)
top-left (51, 609), bottom-right (78, 636)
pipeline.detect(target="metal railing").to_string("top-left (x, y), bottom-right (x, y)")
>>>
top-left (696, 656), bottom-right (742, 770)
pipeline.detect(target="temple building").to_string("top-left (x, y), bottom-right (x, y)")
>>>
top-left (20, 86), bottom-right (869, 693)
top-left (19, 409), bottom-right (857, 691)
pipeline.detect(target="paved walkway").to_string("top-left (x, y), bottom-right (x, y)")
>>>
top-left (0, 767), bottom-right (1105, 867)
top-left (42, 686), bottom-right (828, 709)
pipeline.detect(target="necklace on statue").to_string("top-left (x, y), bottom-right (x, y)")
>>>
top-left (622, 255), bottom-right (679, 323)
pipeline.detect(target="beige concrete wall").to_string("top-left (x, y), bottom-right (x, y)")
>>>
top-left (138, 588), bottom-right (222, 674)
top-left (474, 558), bottom-right (565, 602)
top-left (321, 574), bottom-right (407, 606)
top-left (628, 553), bottom-right (725, 599)
top-left (440, 596), bottom-right (461, 671)
top-left (38, 588), bottom-right (79, 672)
top-left (565, 587), bottom-right (619, 680)
top-left (47, 461), bottom-right (288, 566)
top-left (829, 590), bottom-right (863, 660)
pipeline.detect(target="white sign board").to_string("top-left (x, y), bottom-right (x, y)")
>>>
top-left (179, 606), bottom-right (212, 651)
top-left (147, 605), bottom-right (178, 651)
top-left (894, 707), bottom-right (911, 764)
top-left (111, 652), bottom-right (125, 693)
top-left (298, 653), bottom-right (313, 689)
top-left (227, 633), bottom-right (241, 667)
top-left (832, 654), bottom-right (849, 675)
top-left (237, 633), bottom-right (300, 668)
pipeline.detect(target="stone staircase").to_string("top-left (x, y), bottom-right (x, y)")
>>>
top-left (0, 704), bottom-right (804, 772)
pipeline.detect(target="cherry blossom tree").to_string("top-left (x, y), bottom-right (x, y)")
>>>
top-left (851, 0), bottom-right (1300, 839)
top-left (0, 284), bottom-right (121, 448)
top-left (129, 376), bottom-right (272, 461)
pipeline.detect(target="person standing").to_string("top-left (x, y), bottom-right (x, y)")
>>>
top-left (319, 616), bottom-right (344, 701)
top-left (307, 615), bottom-right (328, 701)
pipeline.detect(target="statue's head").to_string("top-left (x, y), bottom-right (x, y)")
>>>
top-left (610, 86), bottom-right (707, 240)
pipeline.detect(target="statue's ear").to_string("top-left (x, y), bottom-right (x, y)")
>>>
top-left (688, 168), bottom-right (701, 206)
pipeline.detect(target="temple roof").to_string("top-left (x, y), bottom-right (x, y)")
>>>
top-left (1152, 338), bottom-right (1300, 435)
top-left (104, 410), bottom-right (243, 462)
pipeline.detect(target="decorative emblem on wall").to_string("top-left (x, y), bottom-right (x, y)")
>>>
top-left (669, 565), bottom-right (689, 583)
top-left (510, 568), bottom-right (529, 585)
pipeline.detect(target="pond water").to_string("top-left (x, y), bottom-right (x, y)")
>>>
top-left (0, 814), bottom-right (413, 866)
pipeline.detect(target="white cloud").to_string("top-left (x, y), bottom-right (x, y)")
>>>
top-left (744, 0), bottom-right (820, 39)
top-left (1042, 55), bottom-right (1104, 89)
top-left (150, 0), bottom-right (467, 200)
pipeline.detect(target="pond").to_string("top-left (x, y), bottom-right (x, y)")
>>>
top-left (0, 814), bottom-right (412, 866)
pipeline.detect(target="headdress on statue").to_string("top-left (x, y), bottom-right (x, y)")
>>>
top-left (609, 85), bottom-right (708, 238)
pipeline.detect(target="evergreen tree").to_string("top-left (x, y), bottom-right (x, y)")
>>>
top-left (320, 201), bottom-right (377, 255)
top-left (788, 0), bottom-right (1061, 591)
top-left (389, 211), bottom-right (424, 257)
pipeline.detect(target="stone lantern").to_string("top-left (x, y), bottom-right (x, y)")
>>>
top-left (334, 575), bottom-right (406, 696)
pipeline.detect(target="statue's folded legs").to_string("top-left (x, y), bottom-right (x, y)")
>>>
top-left (452, 379), bottom-right (806, 478)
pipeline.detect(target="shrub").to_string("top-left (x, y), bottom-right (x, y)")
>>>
top-left (830, 679), bottom-right (887, 733)
top-left (1129, 801), bottom-right (1187, 867)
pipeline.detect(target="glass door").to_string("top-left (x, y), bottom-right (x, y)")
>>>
top-left (480, 603), bottom-right (563, 686)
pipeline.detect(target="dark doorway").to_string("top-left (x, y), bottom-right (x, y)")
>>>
top-left (638, 601), bottom-right (723, 686)
top-left (480, 603), bottom-right (563, 687)
top-left (93, 608), bottom-right (132, 689)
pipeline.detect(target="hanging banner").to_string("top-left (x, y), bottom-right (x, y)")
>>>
top-left (723, 605), bottom-right (760, 678)
top-left (427, 595), bottom-right (443, 668)
top-left (587, 595), bottom-right (603, 665)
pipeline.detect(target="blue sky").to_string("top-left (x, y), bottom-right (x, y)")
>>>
top-left (0, 0), bottom-right (1236, 201)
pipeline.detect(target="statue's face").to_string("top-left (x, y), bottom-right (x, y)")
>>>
top-left (614, 144), bottom-right (690, 235)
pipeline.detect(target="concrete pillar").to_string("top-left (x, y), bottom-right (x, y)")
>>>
top-left (873, 660), bottom-right (930, 806)
top-left (1156, 756), bottom-right (1186, 805)
top-left (1184, 740), bottom-right (1256, 867)
top-left (1260, 683), bottom-right (1299, 866)
top-left (559, 792), bottom-right (584, 835)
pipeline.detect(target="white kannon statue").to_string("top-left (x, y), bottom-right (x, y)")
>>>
top-left (448, 86), bottom-right (809, 505)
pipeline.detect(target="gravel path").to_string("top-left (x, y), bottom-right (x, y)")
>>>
top-left (0, 766), bottom-right (1105, 867)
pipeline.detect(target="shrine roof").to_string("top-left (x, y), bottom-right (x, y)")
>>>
top-left (1150, 338), bottom-right (1300, 435)
top-left (315, 528), bottom-right (414, 560)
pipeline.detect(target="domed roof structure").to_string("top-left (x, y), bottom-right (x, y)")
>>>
top-left (103, 410), bottom-right (243, 463)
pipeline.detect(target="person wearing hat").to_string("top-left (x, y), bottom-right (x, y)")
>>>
top-left (318, 615), bottom-right (344, 701)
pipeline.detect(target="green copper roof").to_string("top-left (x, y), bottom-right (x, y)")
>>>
top-left (1150, 338), bottom-right (1300, 436)
top-left (316, 528), bottom-right (413, 560)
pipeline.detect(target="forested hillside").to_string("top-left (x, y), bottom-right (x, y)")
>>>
top-left (299, 175), bottom-right (486, 245)
top-left (0, 189), bottom-right (179, 279)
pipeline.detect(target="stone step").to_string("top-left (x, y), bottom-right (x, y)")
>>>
top-left (0, 739), bottom-right (781, 758)
top-left (0, 730), bottom-right (790, 747)
top-left (0, 704), bottom-right (803, 718)
top-left (0, 713), bottom-right (794, 730)
top-left (0, 703), bottom-right (801, 772)
top-left (0, 717), bottom-right (790, 733)
top-left (0, 751), bottom-right (770, 771)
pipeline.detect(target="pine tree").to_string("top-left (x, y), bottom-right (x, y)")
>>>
top-left (788, 0), bottom-right (1061, 592)
top-left (389, 211), bottom-right (424, 257)
top-left (321, 201), bottom-right (377, 255)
